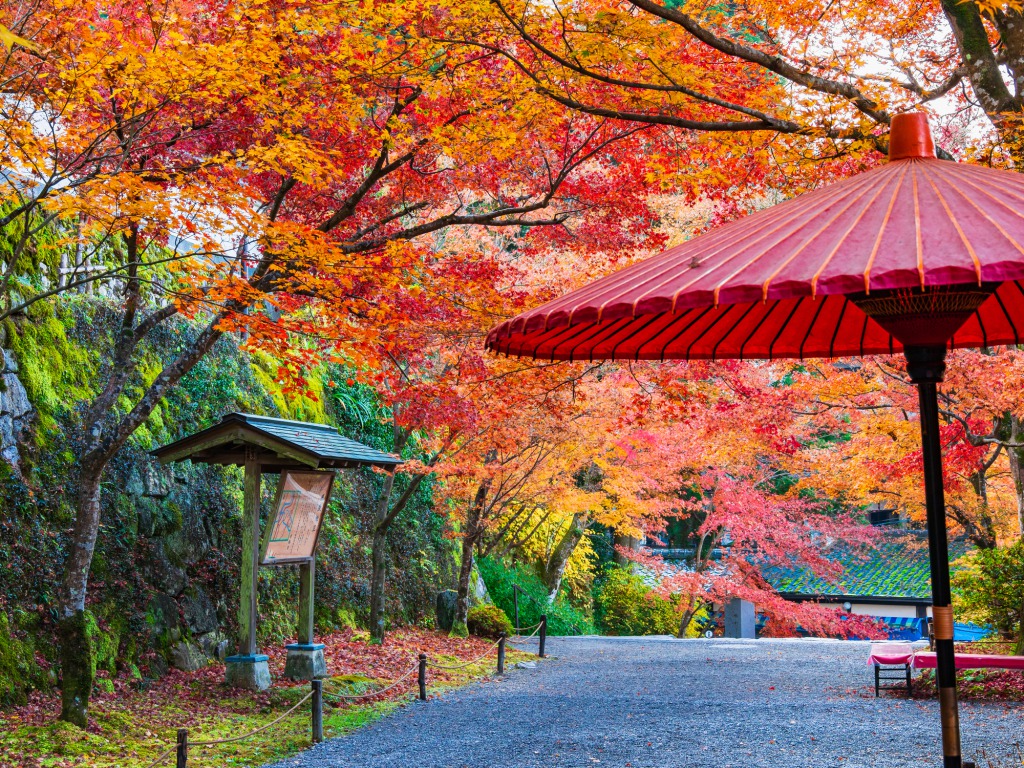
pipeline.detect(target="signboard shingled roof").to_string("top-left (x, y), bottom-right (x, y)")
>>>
top-left (150, 412), bottom-right (402, 473)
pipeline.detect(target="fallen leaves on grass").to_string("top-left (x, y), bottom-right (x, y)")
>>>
top-left (0, 628), bottom-right (532, 768)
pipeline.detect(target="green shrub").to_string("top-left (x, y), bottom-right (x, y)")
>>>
top-left (594, 568), bottom-right (679, 636)
top-left (477, 557), bottom-right (594, 636)
top-left (953, 541), bottom-right (1024, 654)
top-left (466, 605), bottom-right (513, 638)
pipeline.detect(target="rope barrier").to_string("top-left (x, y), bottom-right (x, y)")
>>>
top-left (138, 626), bottom-right (539, 766)
top-left (513, 621), bottom-right (543, 634)
top-left (510, 623), bottom-right (543, 641)
top-left (189, 690), bottom-right (314, 747)
top-left (142, 746), bottom-right (176, 768)
top-left (140, 690), bottom-right (313, 767)
top-left (322, 663), bottom-right (420, 701)
top-left (429, 637), bottom-right (504, 671)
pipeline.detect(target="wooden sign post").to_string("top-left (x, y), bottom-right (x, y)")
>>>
top-left (150, 412), bottom-right (402, 693)
top-left (224, 447), bottom-right (272, 691)
top-left (260, 470), bottom-right (335, 681)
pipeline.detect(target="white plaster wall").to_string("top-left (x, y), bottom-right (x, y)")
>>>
top-left (815, 600), bottom-right (920, 619)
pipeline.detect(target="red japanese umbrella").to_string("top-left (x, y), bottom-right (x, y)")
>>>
top-left (488, 113), bottom-right (1024, 768)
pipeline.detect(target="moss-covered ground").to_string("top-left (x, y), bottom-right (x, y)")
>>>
top-left (0, 628), bottom-right (535, 767)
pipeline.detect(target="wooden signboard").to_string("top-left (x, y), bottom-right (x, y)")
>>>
top-left (260, 470), bottom-right (335, 565)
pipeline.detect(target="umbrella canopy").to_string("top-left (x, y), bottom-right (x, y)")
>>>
top-left (487, 114), bottom-right (1024, 362)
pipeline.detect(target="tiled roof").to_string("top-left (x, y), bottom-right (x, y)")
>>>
top-left (232, 413), bottom-right (399, 466)
top-left (151, 412), bottom-right (401, 469)
top-left (765, 531), bottom-right (970, 600)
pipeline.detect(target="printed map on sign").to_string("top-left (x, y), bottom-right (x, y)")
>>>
top-left (261, 470), bottom-right (334, 563)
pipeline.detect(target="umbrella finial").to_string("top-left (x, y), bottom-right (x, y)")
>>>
top-left (889, 112), bottom-right (935, 160)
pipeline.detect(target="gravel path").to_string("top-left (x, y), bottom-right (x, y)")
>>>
top-left (266, 636), bottom-right (1023, 768)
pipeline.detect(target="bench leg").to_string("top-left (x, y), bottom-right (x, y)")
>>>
top-left (905, 663), bottom-right (911, 697)
top-left (875, 665), bottom-right (880, 697)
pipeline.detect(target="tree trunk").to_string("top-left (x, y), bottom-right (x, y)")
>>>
top-left (453, 476), bottom-right (491, 635)
top-left (366, 426), bottom-right (432, 645)
top-left (612, 532), bottom-right (641, 569)
top-left (964, 467), bottom-right (998, 549)
top-left (368, 469), bottom-right (398, 644)
top-left (677, 603), bottom-right (697, 639)
top-left (58, 463), bottom-right (103, 728)
top-left (452, 533), bottom-right (477, 638)
top-left (543, 512), bottom-right (587, 601)
top-left (56, 314), bottom-right (224, 725)
top-left (940, 0), bottom-right (1016, 120)
top-left (1017, 606), bottom-right (1024, 658)
top-left (1007, 414), bottom-right (1024, 538)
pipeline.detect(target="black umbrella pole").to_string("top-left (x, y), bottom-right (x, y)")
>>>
top-left (907, 346), bottom-right (962, 768)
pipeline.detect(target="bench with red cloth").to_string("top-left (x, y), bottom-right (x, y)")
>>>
top-left (868, 643), bottom-right (1024, 696)
top-left (868, 643), bottom-right (915, 696)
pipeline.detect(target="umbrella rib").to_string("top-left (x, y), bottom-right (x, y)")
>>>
top-left (579, 316), bottom-right (647, 362)
top-left (992, 289), bottom-right (1020, 345)
top-left (975, 303), bottom-right (989, 349)
top-left (526, 319), bottom-right (598, 359)
top-left (933, 169), bottom-right (1024, 260)
top-left (810, 178), bottom-right (893, 297)
top-left (605, 313), bottom-right (664, 360)
top-left (759, 179), bottom-right (884, 302)
top-left (523, 166), bottom-right (886, 327)
top-left (920, 166), bottom-right (982, 284)
top-left (685, 304), bottom-right (740, 361)
top-left (737, 299), bottom-right (785, 361)
top-left (711, 301), bottom-right (761, 360)
top-left (643, 197), bottom-right (824, 313)
top-left (561, 318), bottom-right (632, 362)
top-left (704, 174), bottom-right (885, 307)
top-left (863, 163), bottom-right (909, 293)
top-left (828, 298), bottom-right (850, 359)
top-left (858, 311), bottom-right (870, 357)
top-left (799, 296), bottom-right (830, 360)
top-left (956, 161), bottom-right (1024, 194)
top-left (650, 171), bottom-right (886, 312)
top-left (768, 297), bottom-right (807, 360)
top-left (654, 305), bottom-right (717, 362)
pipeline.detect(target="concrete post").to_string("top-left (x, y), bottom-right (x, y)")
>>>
top-left (724, 598), bottom-right (755, 639)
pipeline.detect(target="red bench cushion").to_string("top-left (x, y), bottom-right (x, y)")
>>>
top-left (911, 652), bottom-right (1024, 670)
top-left (868, 643), bottom-right (914, 666)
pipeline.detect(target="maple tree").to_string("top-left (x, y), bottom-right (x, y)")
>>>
top-left (0, 0), bottom-right (668, 725)
top-left (781, 353), bottom-right (1024, 548)
top-left (587, 359), bottom-right (885, 638)
top-left (479, 0), bottom-right (1024, 170)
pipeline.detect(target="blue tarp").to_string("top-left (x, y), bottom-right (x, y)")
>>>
top-left (703, 611), bottom-right (990, 642)
top-left (873, 616), bottom-right (991, 642)
top-left (954, 622), bottom-right (992, 642)
top-left (879, 616), bottom-right (926, 641)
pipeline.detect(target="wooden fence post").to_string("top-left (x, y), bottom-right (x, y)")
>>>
top-left (311, 679), bottom-right (323, 744)
top-left (176, 728), bottom-right (188, 768)
top-left (513, 586), bottom-right (519, 631)
top-left (418, 654), bottom-right (427, 701)
top-left (497, 634), bottom-right (506, 675)
top-left (539, 614), bottom-right (547, 658)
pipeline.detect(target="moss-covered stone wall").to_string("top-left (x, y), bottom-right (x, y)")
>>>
top-left (0, 296), bottom-right (456, 704)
